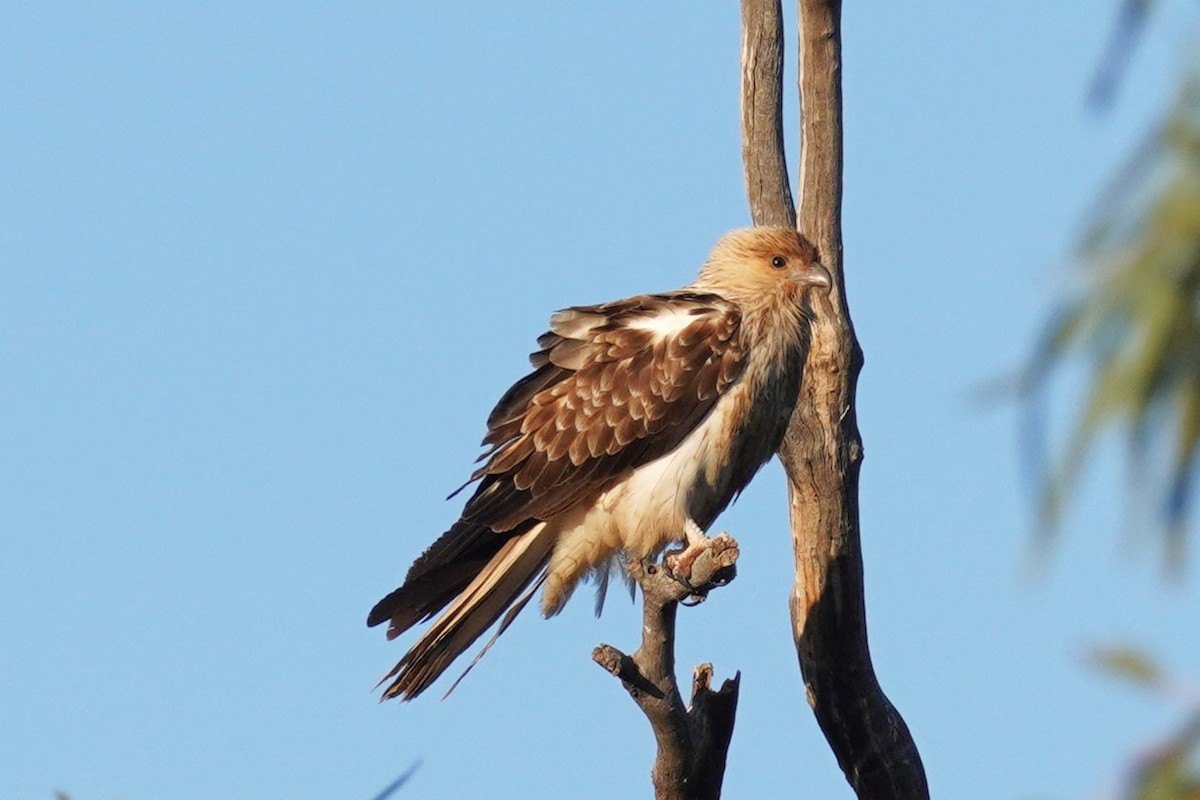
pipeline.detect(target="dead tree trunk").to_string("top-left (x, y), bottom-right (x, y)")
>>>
top-left (600, 2), bottom-right (928, 796)
top-left (742, 0), bottom-right (931, 796)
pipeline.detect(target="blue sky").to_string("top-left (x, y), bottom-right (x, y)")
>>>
top-left (3, 2), bottom-right (1198, 798)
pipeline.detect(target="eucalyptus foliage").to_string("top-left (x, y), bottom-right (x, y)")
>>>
top-left (1029, 73), bottom-right (1200, 565)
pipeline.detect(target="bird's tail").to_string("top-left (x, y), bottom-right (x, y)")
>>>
top-left (374, 521), bottom-right (556, 701)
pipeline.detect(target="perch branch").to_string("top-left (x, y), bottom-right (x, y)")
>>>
top-left (593, 534), bottom-right (741, 800)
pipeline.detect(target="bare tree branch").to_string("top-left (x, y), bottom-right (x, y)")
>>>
top-left (739, 0), bottom-right (930, 795)
top-left (594, 535), bottom-right (741, 800)
top-left (786, 2), bottom-right (929, 796)
top-left (741, 0), bottom-right (796, 229)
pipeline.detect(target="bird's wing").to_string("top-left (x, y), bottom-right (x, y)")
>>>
top-left (456, 290), bottom-right (746, 532)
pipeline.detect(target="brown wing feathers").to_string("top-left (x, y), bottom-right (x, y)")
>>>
top-left (368, 292), bottom-right (745, 699)
top-left (461, 294), bottom-right (744, 530)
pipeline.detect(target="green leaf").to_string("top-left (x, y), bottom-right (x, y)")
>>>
top-left (1090, 645), bottom-right (1165, 688)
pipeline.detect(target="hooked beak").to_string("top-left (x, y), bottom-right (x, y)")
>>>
top-left (801, 262), bottom-right (833, 290)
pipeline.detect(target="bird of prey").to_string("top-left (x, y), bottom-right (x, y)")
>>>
top-left (368, 226), bottom-right (831, 700)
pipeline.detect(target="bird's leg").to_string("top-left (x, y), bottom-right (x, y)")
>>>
top-left (663, 518), bottom-right (714, 584)
top-left (658, 521), bottom-right (738, 605)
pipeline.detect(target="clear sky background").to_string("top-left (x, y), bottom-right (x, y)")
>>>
top-left (3, 2), bottom-right (1199, 798)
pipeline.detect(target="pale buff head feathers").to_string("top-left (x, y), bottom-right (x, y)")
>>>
top-left (695, 227), bottom-right (831, 304)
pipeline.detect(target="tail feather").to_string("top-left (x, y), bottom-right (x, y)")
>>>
top-left (368, 561), bottom-right (486, 639)
top-left (438, 572), bottom-right (546, 700)
top-left (367, 519), bottom-right (536, 637)
top-left (377, 521), bottom-right (556, 700)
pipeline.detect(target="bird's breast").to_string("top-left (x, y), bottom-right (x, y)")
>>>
top-left (602, 354), bottom-right (797, 555)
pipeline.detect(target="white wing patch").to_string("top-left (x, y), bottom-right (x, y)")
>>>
top-left (626, 307), bottom-right (701, 339)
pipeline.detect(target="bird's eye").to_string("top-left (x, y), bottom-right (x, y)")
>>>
top-left (770, 255), bottom-right (787, 269)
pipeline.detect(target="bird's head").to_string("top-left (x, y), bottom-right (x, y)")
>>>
top-left (695, 227), bottom-right (832, 305)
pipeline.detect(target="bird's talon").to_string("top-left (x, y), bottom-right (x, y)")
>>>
top-left (668, 570), bottom-right (696, 593)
